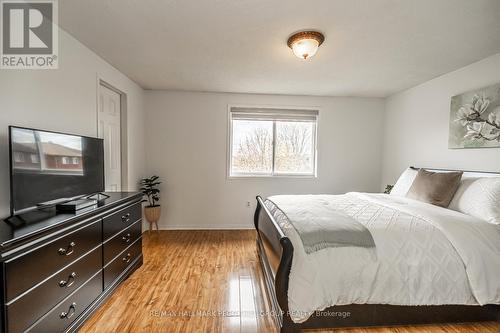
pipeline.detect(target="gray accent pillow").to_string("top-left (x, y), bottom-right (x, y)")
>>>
top-left (406, 169), bottom-right (463, 207)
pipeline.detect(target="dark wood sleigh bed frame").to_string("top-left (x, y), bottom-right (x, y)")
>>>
top-left (254, 168), bottom-right (500, 333)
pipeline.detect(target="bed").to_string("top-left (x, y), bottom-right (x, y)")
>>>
top-left (254, 168), bottom-right (500, 333)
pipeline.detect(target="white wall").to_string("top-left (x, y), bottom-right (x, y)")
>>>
top-left (382, 52), bottom-right (500, 187)
top-left (145, 91), bottom-right (385, 229)
top-left (0, 29), bottom-right (146, 217)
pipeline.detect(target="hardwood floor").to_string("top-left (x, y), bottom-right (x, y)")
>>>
top-left (80, 230), bottom-right (500, 333)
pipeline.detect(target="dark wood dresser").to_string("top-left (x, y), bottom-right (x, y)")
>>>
top-left (0, 192), bottom-right (143, 333)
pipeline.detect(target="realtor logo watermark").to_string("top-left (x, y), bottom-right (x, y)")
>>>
top-left (1, 0), bottom-right (58, 69)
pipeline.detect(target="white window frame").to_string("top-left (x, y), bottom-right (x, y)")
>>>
top-left (227, 105), bottom-right (319, 178)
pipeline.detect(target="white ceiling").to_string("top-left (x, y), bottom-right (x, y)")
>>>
top-left (59, 0), bottom-right (500, 97)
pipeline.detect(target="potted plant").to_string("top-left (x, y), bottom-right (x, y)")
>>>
top-left (140, 175), bottom-right (161, 231)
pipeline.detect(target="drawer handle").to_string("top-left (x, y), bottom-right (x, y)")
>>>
top-left (59, 272), bottom-right (77, 288)
top-left (58, 241), bottom-right (76, 256)
top-left (121, 213), bottom-right (131, 223)
top-left (60, 302), bottom-right (77, 319)
top-left (122, 253), bottom-right (132, 263)
top-left (122, 233), bottom-right (132, 243)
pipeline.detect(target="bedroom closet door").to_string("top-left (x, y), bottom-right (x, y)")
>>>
top-left (98, 83), bottom-right (122, 192)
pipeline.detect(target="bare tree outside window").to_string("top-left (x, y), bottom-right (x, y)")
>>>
top-left (275, 122), bottom-right (314, 174)
top-left (230, 115), bottom-right (316, 176)
top-left (231, 120), bottom-right (273, 174)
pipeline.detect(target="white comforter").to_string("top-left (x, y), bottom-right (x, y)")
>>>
top-left (266, 192), bottom-right (500, 323)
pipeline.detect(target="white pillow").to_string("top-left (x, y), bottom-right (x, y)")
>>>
top-left (390, 167), bottom-right (418, 196)
top-left (449, 177), bottom-right (500, 225)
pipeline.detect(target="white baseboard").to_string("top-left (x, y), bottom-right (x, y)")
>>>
top-left (142, 223), bottom-right (254, 231)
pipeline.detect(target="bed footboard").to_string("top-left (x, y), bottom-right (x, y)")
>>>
top-left (254, 196), bottom-right (299, 332)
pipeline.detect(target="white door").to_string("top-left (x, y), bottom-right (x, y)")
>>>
top-left (98, 84), bottom-right (122, 192)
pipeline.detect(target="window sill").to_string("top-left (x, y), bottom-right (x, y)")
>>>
top-left (228, 174), bottom-right (317, 180)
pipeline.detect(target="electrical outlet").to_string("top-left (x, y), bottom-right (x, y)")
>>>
top-left (246, 201), bottom-right (251, 208)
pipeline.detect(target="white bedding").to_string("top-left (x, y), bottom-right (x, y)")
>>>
top-left (265, 192), bottom-right (500, 323)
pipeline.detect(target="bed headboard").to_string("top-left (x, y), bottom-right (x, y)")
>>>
top-left (411, 166), bottom-right (500, 178)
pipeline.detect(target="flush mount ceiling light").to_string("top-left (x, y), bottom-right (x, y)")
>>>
top-left (287, 30), bottom-right (325, 60)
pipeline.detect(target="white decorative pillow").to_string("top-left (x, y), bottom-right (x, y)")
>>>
top-left (390, 167), bottom-right (419, 196)
top-left (449, 177), bottom-right (500, 225)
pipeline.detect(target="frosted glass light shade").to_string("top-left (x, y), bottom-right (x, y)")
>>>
top-left (291, 38), bottom-right (320, 60)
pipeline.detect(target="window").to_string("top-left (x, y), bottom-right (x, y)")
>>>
top-left (61, 157), bottom-right (70, 164)
top-left (14, 152), bottom-right (24, 163)
top-left (72, 157), bottom-right (79, 164)
top-left (229, 107), bottom-right (318, 177)
top-left (30, 154), bottom-right (39, 163)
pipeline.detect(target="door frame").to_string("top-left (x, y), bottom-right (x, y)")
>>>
top-left (96, 76), bottom-right (128, 191)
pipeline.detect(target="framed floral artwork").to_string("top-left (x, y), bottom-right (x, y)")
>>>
top-left (449, 83), bottom-right (500, 148)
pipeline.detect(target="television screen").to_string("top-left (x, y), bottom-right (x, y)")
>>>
top-left (9, 126), bottom-right (104, 215)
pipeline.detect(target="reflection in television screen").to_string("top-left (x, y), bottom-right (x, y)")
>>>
top-left (11, 128), bottom-right (84, 176)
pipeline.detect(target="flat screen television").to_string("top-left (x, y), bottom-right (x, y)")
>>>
top-left (9, 126), bottom-right (105, 215)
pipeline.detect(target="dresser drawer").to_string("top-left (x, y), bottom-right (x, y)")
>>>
top-left (104, 237), bottom-right (142, 289)
top-left (6, 246), bottom-right (102, 333)
top-left (5, 220), bottom-right (102, 301)
top-left (25, 271), bottom-right (102, 333)
top-left (103, 219), bottom-right (142, 265)
top-left (102, 202), bottom-right (141, 240)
